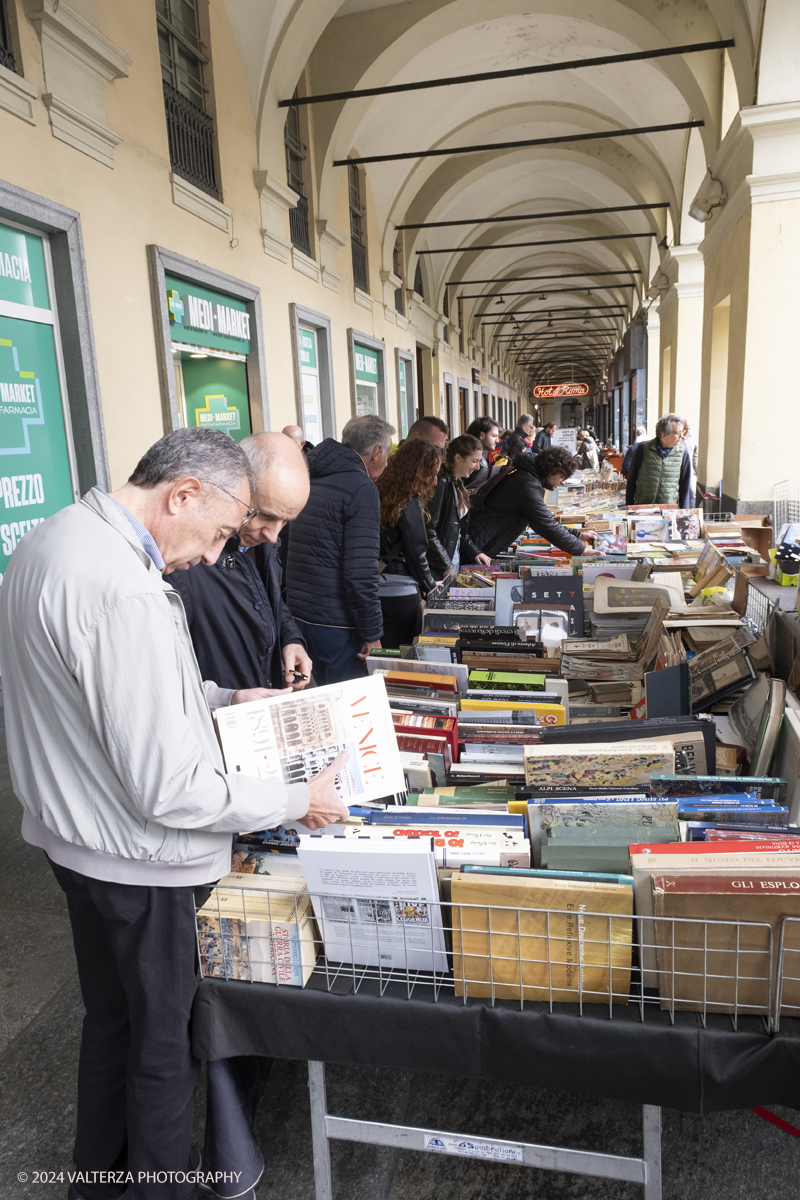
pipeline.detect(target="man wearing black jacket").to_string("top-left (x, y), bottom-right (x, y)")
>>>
top-left (286, 414), bottom-right (395, 684)
top-left (468, 447), bottom-right (603, 560)
top-left (169, 431), bottom-right (312, 693)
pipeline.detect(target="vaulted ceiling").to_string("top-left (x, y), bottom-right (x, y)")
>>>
top-left (223, 0), bottom-right (762, 386)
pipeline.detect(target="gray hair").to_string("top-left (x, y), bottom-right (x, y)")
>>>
top-left (240, 432), bottom-right (308, 482)
top-left (128, 428), bottom-right (252, 492)
top-left (655, 413), bottom-right (684, 438)
top-left (341, 414), bottom-right (395, 457)
top-left (517, 413), bottom-right (534, 427)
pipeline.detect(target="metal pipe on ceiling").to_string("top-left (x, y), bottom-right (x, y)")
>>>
top-left (395, 201), bottom-right (670, 230)
top-left (448, 270), bottom-right (641, 286)
top-left (335, 120), bottom-right (703, 167)
top-left (281, 40), bottom-right (733, 107)
top-left (420, 232), bottom-right (656, 254)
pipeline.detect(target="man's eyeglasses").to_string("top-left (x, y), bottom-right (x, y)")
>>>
top-left (206, 481), bottom-right (258, 530)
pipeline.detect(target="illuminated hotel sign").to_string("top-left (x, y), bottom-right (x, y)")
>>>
top-left (532, 382), bottom-right (589, 399)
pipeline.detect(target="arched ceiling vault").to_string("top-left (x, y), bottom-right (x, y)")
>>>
top-left (221, 0), bottom-right (760, 387)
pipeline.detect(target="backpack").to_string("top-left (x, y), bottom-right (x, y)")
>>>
top-left (468, 461), bottom-right (516, 514)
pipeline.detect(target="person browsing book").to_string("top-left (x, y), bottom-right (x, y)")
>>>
top-left (426, 435), bottom-right (493, 580)
top-left (376, 439), bottom-right (442, 647)
top-left (169, 432), bottom-right (312, 696)
top-left (625, 413), bottom-right (692, 507)
top-left (286, 414), bottom-right (395, 684)
top-left (467, 445), bottom-right (605, 560)
top-left (0, 429), bottom-right (349, 1200)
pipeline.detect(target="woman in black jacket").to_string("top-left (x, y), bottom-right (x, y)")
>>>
top-left (426, 435), bottom-right (492, 579)
top-left (376, 439), bottom-right (442, 648)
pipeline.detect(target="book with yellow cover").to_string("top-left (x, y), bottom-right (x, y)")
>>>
top-left (460, 698), bottom-right (566, 725)
top-left (451, 873), bottom-right (632, 1002)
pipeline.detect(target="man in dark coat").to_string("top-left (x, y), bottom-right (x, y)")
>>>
top-left (533, 421), bottom-right (557, 453)
top-left (286, 414), bottom-right (395, 685)
top-left (468, 446), bottom-right (603, 560)
top-left (169, 431), bottom-right (312, 693)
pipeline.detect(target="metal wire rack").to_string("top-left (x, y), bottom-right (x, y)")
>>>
top-left (197, 883), bottom-right (781, 1032)
top-left (774, 481), bottom-right (800, 537)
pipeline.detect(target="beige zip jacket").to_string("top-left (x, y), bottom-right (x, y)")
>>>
top-left (0, 488), bottom-right (309, 885)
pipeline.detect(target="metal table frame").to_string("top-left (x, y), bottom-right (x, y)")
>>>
top-left (307, 1059), bottom-right (663, 1199)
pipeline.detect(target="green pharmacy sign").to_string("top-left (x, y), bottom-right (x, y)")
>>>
top-left (194, 392), bottom-right (241, 432)
top-left (165, 274), bottom-right (251, 355)
top-left (0, 221), bottom-right (76, 579)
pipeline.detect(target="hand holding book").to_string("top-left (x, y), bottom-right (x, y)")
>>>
top-left (300, 749), bottom-right (351, 829)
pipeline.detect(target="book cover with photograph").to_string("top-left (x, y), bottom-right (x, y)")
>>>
top-left (215, 675), bottom-right (405, 804)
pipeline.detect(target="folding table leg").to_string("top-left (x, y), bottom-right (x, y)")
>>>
top-left (308, 1060), bottom-right (333, 1200)
top-left (642, 1105), bottom-right (662, 1200)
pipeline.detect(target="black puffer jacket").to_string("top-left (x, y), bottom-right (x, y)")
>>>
top-left (170, 537), bottom-right (303, 691)
top-left (467, 453), bottom-right (585, 559)
top-left (426, 467), bottom-right (481, 577)
top-left (380, 496), bottom-right (437, 596)
top-left (286, 439), bottom-right (382, 640)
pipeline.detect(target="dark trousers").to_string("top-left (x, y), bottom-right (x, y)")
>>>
top-left (379, 592), bottom-right (422, 650)
top-left (294, 619), bottom-right (367, 685)
top-left (50, 858), bottom-right (201, 1200)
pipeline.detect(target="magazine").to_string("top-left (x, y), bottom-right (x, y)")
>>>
top-left (214, 675), bottom-right (405, 804)
top-left (296, 837), bottom-right (448, 971)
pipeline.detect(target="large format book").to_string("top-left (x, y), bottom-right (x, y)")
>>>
top-left (629, 842), bottom-right (800, 984)
top-left (688, 629), bottom-right (758, 709)
top-left (526, 799), bottom-right (677, 866)
top-left (772, 708), bottom-right (800, 822)
top-left (523, 741), bottom-right (675, 789)
top-left (561, 595), bottom-right (669, 681)
top-left (296, 836), bottom-right (447, 972)
top-left (215, 675), bottom-right (404, 804)
top-left (521, 574), bottom-right (584, 636)
top-left (649, 774), bottom-right (787, 802)
top-left (451, 873), bottom-right (632, 1001)
top-left (197, 884), bottom-right (317, 985)
top-left (652, 873), bottom-right (800, 1015)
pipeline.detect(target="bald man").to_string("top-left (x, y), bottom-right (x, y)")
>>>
top-left (282, 423), bottom-right (314, 453)
top-left (169, 431), bottom-right (312, 692)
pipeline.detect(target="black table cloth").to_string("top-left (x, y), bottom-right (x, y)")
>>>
top-left (191, 973), bottom-right (800, 1114)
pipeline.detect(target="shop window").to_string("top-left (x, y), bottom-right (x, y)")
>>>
top-left (349, 161), bottom-right (368, 293)
top-left (156, 0), bottom-right (219, 199)
top-left (284, 91), bottom-right (311, 257)
top-left (0, 0), bottom-right (16, 73)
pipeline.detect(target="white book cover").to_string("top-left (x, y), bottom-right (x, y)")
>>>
top-left (296, 836), bottom-right (448, 972)
top-left (215, 675), bottom-right (404, 804)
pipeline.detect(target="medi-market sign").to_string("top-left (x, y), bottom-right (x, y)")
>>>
top-left (165, 274), bottom-right (251, 354)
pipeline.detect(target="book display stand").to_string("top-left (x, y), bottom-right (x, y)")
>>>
top-left (192, 895), bottom-right (800, 1200)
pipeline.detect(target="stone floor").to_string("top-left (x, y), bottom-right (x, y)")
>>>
top-left (1, 685), bottom-right (799, 1199)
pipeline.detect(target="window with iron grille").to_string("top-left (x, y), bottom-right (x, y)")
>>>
top-left (0, 0), bottom-right (16, 73)
top-left (284, 94), bottom-right (311, 256)
top-left (413, 261), bottom-right (424, 301)
top-left (393, 235), bottom-right (404, 315)
top-left (349, 162), bottom-right (368, 292)
top-left (157, 0), bottom-right (219, 199)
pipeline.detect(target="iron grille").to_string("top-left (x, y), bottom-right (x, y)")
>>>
top-left (289, 195), bottom-right (312, 257)
top-left (394, 287), bottom-right (404, 315)
top-left (162, 79), bottom-right (219, 200)
top-left (0, 0), bottom-right (15, 73)
top-left (352, 239), bottom-right (368, 293)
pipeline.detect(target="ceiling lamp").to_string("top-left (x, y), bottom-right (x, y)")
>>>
top-left (688, 169), bottom-right (727, 222)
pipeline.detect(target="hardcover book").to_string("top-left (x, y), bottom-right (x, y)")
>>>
top-left (451, 873), bottom-right (632, 1001)
top-left (523, 741), bottom-right (675, 789)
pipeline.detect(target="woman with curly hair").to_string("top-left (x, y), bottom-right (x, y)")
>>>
top-left (376, 439), bottom-right (442, 648)
top-left (427, 435), bottom-right (493, 580)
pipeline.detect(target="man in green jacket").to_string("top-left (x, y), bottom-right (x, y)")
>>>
top-left (625, 413), bottom-right (692, 507)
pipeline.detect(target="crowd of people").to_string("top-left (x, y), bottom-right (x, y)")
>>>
top-left (0, 401), bottom-right (702, 1199)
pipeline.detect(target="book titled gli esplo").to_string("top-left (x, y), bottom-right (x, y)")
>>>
top-left (215, 675), bottom-right (405, 804)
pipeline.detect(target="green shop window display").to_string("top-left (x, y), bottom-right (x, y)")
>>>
top-left (0, 219), bottom-right (78, 580)
top-left (165, 274), bottom-right (253, 440)
top-left (353, 342), bottom-right (381, 417)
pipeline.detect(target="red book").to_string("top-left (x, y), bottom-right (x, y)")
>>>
top-left (630, 840), bottom-right (800, 856)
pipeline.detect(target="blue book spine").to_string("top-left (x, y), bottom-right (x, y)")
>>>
top-left (460, 864), bottom-right (634, 887)
top-left (367, 810), bottom-right (525, 828)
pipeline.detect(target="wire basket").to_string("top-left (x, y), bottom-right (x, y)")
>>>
top-left (197, 882), bottom-right (780, 1032)
top-left (773, 481), bottom-right (800, 539)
